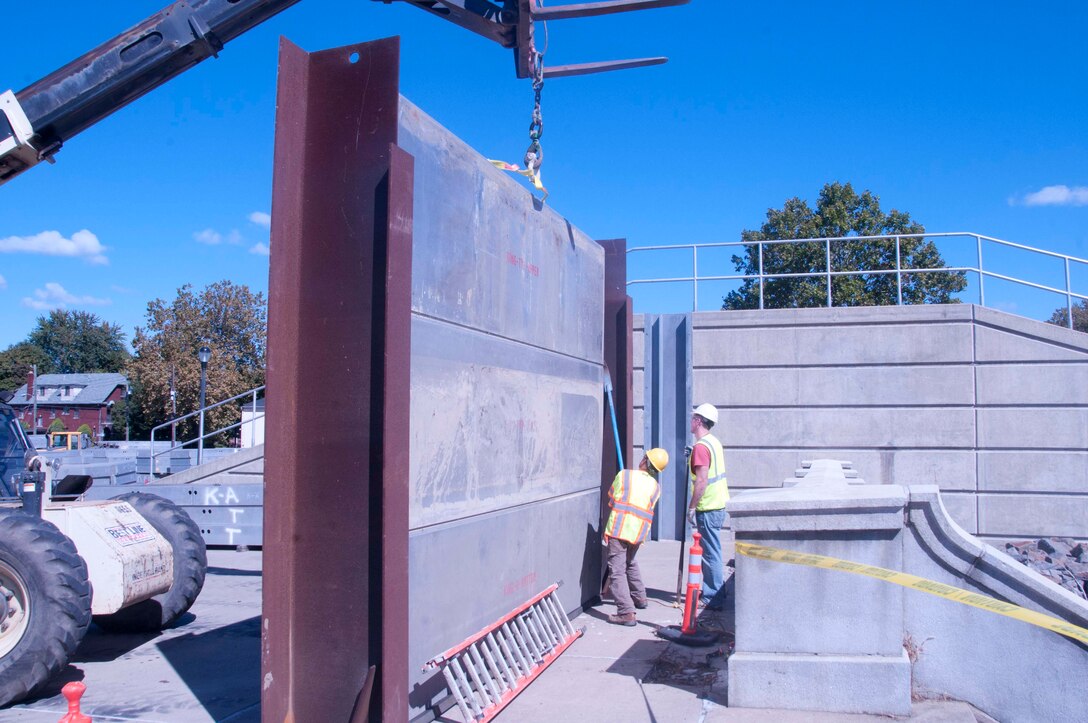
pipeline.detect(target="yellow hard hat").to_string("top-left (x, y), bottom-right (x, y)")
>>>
top-left (646, 448), bottom-right (669, 473)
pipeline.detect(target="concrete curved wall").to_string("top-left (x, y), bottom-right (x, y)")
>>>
top-left (634, 304), bottom-right (1088, 543)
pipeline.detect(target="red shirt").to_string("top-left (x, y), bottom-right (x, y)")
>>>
top-left (689, 442), bottom-right (711, 473)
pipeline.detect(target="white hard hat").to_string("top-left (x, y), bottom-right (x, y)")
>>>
top-left (694, 403), bottom-right (718, 425)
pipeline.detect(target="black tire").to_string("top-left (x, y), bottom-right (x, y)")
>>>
top-left (92, 493), bottom-right (207, 633)
top-left (0, 509), bottom-right (91, 708)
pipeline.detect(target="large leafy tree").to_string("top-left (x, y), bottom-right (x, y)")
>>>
top-left (0, 342), bottom-right (54, 393)
top-left (127, 281), bottom-right (266, 443)
top-left (722, 182), bottom-right (967, 310)
top-left (27, 310), bottom-right (129, 373)
top-left (1047, 299), bottom-right (1088, 333)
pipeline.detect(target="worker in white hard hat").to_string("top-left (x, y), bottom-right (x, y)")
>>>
top-left (688, 402), bottom-right (729, 611)
top-left (603, 448), bottom-right (669, 626)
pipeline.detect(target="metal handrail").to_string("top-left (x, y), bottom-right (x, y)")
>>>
top-left (149, 385), bottom-right (265, 471)
top-left (626, 232), bottom-right (1088, 327)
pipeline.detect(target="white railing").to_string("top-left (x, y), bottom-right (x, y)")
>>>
top-left (626, 232), bottom-right (1088, 327)
top-left (149, 385), bottom-right (264, 472)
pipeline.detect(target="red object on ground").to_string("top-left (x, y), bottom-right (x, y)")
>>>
top-left (681, 532), bottom-right (704, 634)
top-left (59, 681), bottom-right (91, 723)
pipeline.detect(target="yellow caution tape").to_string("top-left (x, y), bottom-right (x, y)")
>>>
top-left (734, 541), bottom-right (1088, 645)
top-left (488, 159), bottom-right (548, 201)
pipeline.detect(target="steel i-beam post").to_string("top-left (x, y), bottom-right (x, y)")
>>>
top-left (263, 36), bottom-right (411, 723)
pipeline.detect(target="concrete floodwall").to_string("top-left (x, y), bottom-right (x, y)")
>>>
top-left (634, 304), bottom-right (1088, 543)
top-left (262, 38), bottom-right (608, 721)
top-left (726, 461), bottom-right (1088, 721)
top-left (399, 100), bottom-right (605, 714)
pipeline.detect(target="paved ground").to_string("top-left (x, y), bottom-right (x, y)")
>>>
top-left (4, 549), bottom-right (262, 722)
top-left (2, 541), bottom-right (989, 722)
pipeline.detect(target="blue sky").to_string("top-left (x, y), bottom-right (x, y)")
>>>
top-left (1, 1), bottom-right (1086, 346)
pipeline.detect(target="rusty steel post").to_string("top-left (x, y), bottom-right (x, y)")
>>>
top-left (263, 36), bottom-right (410, 722)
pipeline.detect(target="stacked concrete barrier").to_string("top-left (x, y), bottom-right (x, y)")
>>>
top-left (727, 460), bottom-right (1088, 721)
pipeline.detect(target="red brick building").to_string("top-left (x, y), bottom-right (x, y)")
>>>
top-left (9, 372), bottom-right (128, 440)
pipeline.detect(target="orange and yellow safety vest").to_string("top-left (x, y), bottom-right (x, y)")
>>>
top-left (604, 469), bottom-right (661, 545)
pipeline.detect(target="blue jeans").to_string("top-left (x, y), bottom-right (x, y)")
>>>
top-left (696, 507), bottom-right (726, 609)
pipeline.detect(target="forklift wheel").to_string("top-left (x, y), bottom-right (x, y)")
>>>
top-left (0, 509), bottom-right (92, 708)
top-left (93, 493), bottom-right (208, 633)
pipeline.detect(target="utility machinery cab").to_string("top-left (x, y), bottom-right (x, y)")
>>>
top-left (0, 403), bottom-right (31, 499)
top-left (48, 430), bottom-right (92, 451)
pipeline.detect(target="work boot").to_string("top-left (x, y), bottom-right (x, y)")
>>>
top-left (633, 599), bottom-right (648, 609)
top-left (607, 612), bottom-right (637, 626)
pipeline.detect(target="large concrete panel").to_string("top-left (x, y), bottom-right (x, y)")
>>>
top-left (400, 102), bottom-right (603, 364)
top-left (398, 99), bottom-right (606, 715)
top-left (692, 323), bottom-right (973, 368)
top-left (978, 493), bottom-right (1088, 538)
top-left (407, 491), bottom-right (600, 709)
top-left (977, 408), bottom-right (1088, 449)
top-left (974, 324), bottom-right (1088, 363)
top-left (642, 304), bottom-right (1088, 542)
top-left (720, 408), bottom-right (976, 449)
top-left (409, 316), bottom-right (601, 528)
top-left (977, 363), bottom-right (1088, 405)
top-left (695, 365), bottom-right (975, 407)
top-left (978, 450), bottom-right (1088, 493)
top-left (725, 448), bottom-right (978, 491)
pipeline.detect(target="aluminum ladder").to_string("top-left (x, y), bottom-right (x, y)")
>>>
top-left (423, 582), bottom-right (583, 721)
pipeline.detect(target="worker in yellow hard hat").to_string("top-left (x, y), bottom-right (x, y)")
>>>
top-left (603, 448), bottom-right (668, 626)
top-left (688, 402), bottom-right (729, 611)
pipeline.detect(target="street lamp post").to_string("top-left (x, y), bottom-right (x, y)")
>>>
top-left (197, 346), bottom-right (210, 465)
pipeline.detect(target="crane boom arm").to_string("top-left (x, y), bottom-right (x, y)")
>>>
top-left (0, 0), bottom-right (688, 186)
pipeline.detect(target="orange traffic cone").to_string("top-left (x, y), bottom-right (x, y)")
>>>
top-left (655, 530), bottom-right (719, 647)
top-left (681, 532), bottom-right (703, 634)
top-left (59, 681), bottom-right (91, 723)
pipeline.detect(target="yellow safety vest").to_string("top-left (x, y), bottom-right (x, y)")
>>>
top-left (689, 433), bottom-right (728, 511)
top-left (604, 469), bottom-right (661, 545)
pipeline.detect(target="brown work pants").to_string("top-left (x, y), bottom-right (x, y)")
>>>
top-left (607, 537), bottom-right (647, 615)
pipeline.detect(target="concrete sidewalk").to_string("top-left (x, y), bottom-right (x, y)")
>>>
top-left (467, 539), bottom-right (988, 723)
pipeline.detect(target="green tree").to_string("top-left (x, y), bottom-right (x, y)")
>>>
top-left (28, 310), bottom-right (129, 373)
top-left (1047, 299), bottom-right (1088, 333)
top-left (48, 418), bottom-right (66, 433)
top-left (0, 342), bottom-right (53, 392)
top-left (722, 182), bottom-right (967, 310)
top-left (127, 281), bottom-right (266, 443)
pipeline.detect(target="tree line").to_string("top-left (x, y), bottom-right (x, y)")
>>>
top-left (0, 281), bottom-right (266, 443)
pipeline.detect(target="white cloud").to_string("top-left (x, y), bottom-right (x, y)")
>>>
top-left (1019, 185), bottom-right (1088, 207)
top-left (194, 228), bottom-right (222, 245)
top-left (194, 228), bottom-right (243, 245)
top-left (0, 229), bottom-right (108, 264)
top-left (0, 273), bottom-right (6, 290)
top-left (21, 282), bottom-right (110, 311)
top-left (248, 211), bottom-right (271, 228)
top-left (250, 242), bottom-right (270, 256)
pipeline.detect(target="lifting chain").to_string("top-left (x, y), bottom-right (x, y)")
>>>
top-left (523, 49), bottom-right (545, 187)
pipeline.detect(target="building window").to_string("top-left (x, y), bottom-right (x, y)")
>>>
top-left (73, 409), bottom-right (80, 419)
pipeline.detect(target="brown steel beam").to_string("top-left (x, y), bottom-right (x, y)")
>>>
top-left (263, 36), bottom-right (409, 723)
top-left (599, 238), bottom-right (633, 479)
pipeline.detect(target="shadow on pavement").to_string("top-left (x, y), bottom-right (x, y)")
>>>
top-left (206, 566), bottom-right (262, 577)
top-left (157, 615), bottom-right (261, 722)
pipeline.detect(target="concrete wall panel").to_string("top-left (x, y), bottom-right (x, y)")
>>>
top-left (721, 408), bottom-right (975, 449)
top-left (978, 450), bottom-right (1088, 493)
top-left (977, 408), bottom-right (1088, 449)
top-left (693, 323), bottom-right (972, 368)
top-left (695, 366), bottom-right (975, 407)
top-left (639, 304), bottom-right (1088, 541)
top-left (978, 493), bottom-right (1088, 538)
top-left (974, 325), bottom-right (1088, 363)
top-left (977, 364), bottom-right (1088, 405)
